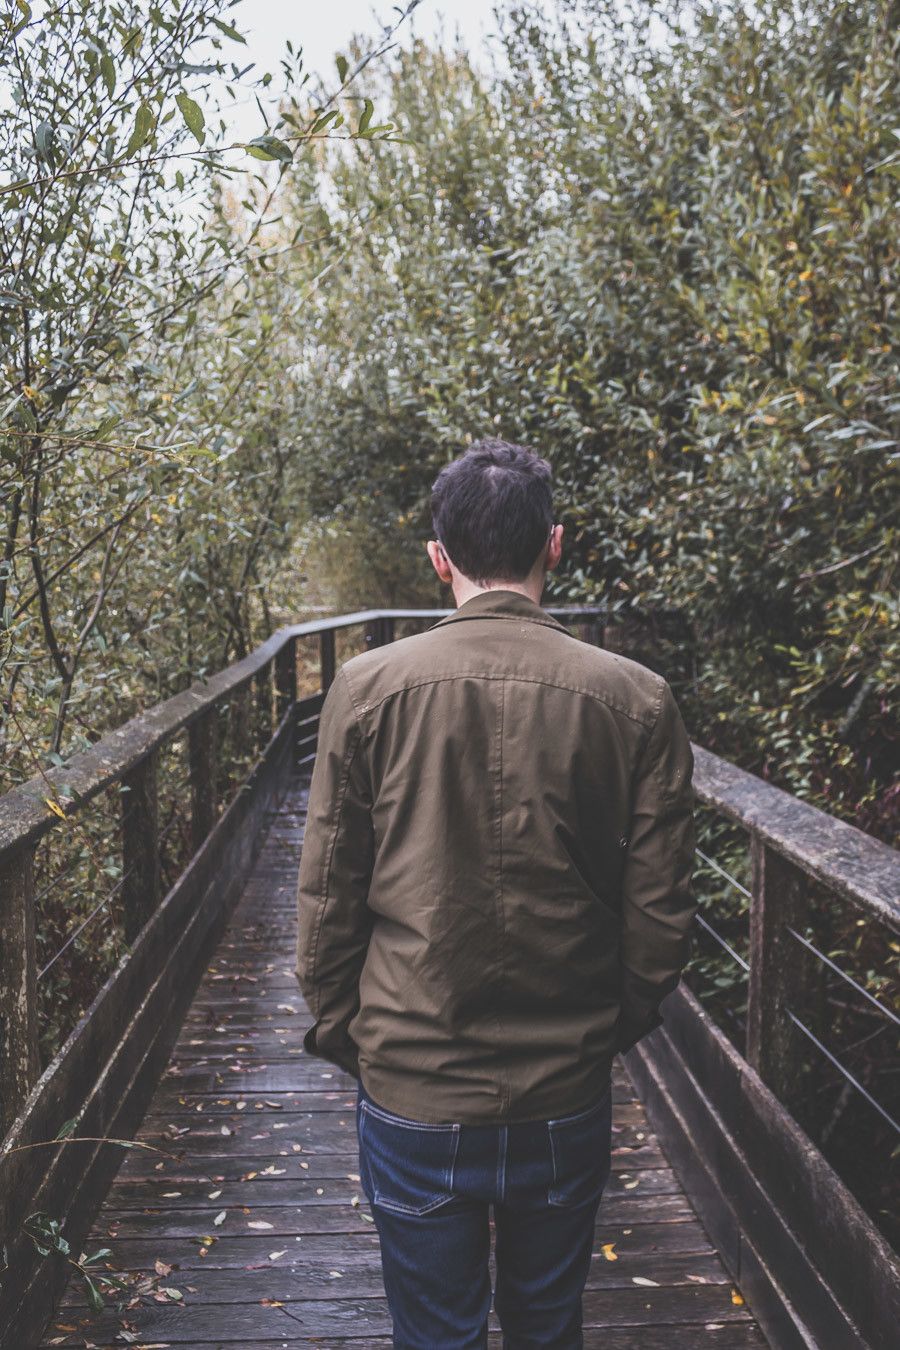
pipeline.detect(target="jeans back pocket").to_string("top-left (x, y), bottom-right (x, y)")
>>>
top-left (546, 1086), bottom-right (613, 1207)
top-left (358, 1096), bottom-right (461, 1216)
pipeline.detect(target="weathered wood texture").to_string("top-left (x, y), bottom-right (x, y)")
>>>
top-left (625, 985), bottom-right (900, 1350)
top-left (0, 706), bottom-right (299, 1349)
top-left (38, 776), bottom-right (762, 1350)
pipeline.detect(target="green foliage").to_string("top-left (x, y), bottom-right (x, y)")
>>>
top-left (277, 0), bottom-right (898, 839)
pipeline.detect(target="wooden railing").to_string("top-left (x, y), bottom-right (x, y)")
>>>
top-left (1, 606), bottom-right (897, 1349)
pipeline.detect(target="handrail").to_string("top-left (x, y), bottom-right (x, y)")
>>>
top-left (693, 744), bottom-right (899, 931)
top-left (0, 607), bottom-right (602, 861)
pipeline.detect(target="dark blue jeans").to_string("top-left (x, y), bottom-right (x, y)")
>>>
top-left (356, 1079), bottom-right (613, 1349)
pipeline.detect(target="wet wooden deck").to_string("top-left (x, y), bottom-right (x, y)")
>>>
top-left (42, 774), bottom-right (767, 1349)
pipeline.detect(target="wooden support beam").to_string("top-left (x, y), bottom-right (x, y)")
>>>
top-left (120, 751), bottom-right (161, 944)
top-left (746, 836), bottom-right (808, 1110)
top-left (274, 637), bottom-right (297, 719)
top-left (364, 616), bottom-right (394, 649)
top-left (188, 707), bottom-right (218, 853)
top-left (253, 663), bottom-right (272, 750)
top-left (0, 842), bottom-right (39, 1133)
top-left (319, 629), bottom-right (336, 694)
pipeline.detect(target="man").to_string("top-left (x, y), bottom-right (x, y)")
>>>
top-left (295, 439), bottom-right (696, 1349)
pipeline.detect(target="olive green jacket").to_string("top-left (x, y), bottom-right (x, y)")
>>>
top-left (295, 588), bottom-right (696, 1124)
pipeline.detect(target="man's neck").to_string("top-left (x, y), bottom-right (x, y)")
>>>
top-left (451, 576), bottom-right (544, 608)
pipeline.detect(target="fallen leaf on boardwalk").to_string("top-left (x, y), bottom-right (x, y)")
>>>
top-left (157, 1288), bottom-right (183, 1302)
top-left (261, 1166), bottom-right (285, 1175)
top-left (261, 1298), bottom-right (284, 1306)
top-left (213, 1211), bottom-right (227, 1226)
top-left (632, 1276), bottom-right (658, 1286)
top-left (236, 1102), bottom-right (247, 1111)
top-left (299, 1162), bottom-right (309, 1170)
top-left (248, 1220), bottom-right (274, 1229)
top-left (269, 1250), bottom-right (288, 1261)
top-left (264, 1100), bottom-right (284, 1109)
top-left (316, 1188), bottom-right (324, 1195)
top-left (601, 1244), bottom-right (617, 1261)
top-left (207, 1190), bottom-right (222, 1200)
top-left (277, 1004), bottom-right (297, 1014)
top-left (731, 1290), bottom-right (745, 1305)
top-left (328, 1270), bottom-right (343, 1278)
top-left (686, 1274), bottom-right (709, 1284)
top-left (154, 1260), bottom-right (173, 1277)
top-left (220, 1125), bottom-right (232, 1136)
top-left (623, 1180), bottom-right (640, 1189)
top-left (241, 1171), bottom-right (258, 1181)
top-left (273, 1122), bottom-right (289, 1129)
top-left (292, 1144), bottom-right (303, 1152)
top-left (350, 1195), bottom-right (360, 1207)
top-left (161, 1192), bottom-right (181, 1198)
top-left (361, 1213), bottom-right (375, 1223)
top-left (347, 1173), bottom-right (360, 1182)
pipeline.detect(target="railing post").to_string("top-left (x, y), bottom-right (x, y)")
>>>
top-left (120, 750), bottom-right (161, 943)
top-left (365, 616), bottom-right (394, 649)
top-left (0, 842), bottom-right (40, 1132)
top-left (230, 680), bottom-right (253, 766)
top-left (275, 638), bottom-right (297, 720)
top-left (320, 629), bottom-right (336, 693)
top-left (746, 834), bottom-right (808, 1108)
top-left (253, 663), bottom-right (272, 749)
top-left (189, 706), bottom-right (218, 852)
top-left (581, 614), bottom-right (606, 648)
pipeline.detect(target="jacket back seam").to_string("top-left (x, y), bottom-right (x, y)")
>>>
top-left (342, 669), bottom-right (660, 729)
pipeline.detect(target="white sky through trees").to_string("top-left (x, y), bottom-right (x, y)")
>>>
top-left (231, 0), bottom-right (494, 138)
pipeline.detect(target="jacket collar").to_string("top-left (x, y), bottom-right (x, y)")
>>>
top-left (428, 588), bottom-right (573, 636)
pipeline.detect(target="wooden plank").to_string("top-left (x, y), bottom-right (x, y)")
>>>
top-left (41, 1285), bottom-right (751, 1344)
top-left (39, 1332), bottom-right (769, 1350)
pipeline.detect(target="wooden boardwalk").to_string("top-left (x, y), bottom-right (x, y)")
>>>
top-left (42, 774), bottom-right (767, 1349)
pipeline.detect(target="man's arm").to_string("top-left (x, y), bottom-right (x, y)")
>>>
top-left (295, 668), bottom-right (374, 1077)
top-left (616, 679), bottom-right (697, 1053)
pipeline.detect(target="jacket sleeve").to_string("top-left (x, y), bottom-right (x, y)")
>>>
top-left (616, 679), bottom-right (697, 1054)
top-left (295, 668), bottom-right (374, 1078)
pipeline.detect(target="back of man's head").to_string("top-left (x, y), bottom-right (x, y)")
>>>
top-left (430, 439), bottom-right (554, 586)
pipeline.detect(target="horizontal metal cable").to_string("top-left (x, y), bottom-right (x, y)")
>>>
top-left (695, 847), bottom-right (753, 900)
top-left (785, 926), bottom-right (900, 1029)
top-left (695, 913), bottom-right (750, 972)
top-left (38, 869), bottom-right (131, 981)
top-left (786, 1010), bottom-right (900, 1136)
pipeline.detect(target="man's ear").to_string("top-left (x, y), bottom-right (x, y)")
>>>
top-left (427, 539), bottom-right (453, 585)
top-left (546, 523), bottom-right (564, 572)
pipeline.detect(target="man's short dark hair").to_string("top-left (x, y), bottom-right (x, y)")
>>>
top-left (430, 438), bottom-right (554, 584)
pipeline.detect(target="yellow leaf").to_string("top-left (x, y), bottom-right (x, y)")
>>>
top-left (601, 1243), bottom-right (618, 1261)
top-left (798, 270), bottom-right (813, 282)
top-left (732, 1290), bottom-right (745, 1305)
top-left (45, 797), bottom-right (66, 819)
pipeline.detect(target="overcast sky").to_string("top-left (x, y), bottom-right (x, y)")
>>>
top-left (229, 0), bottom-right (497, 138)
